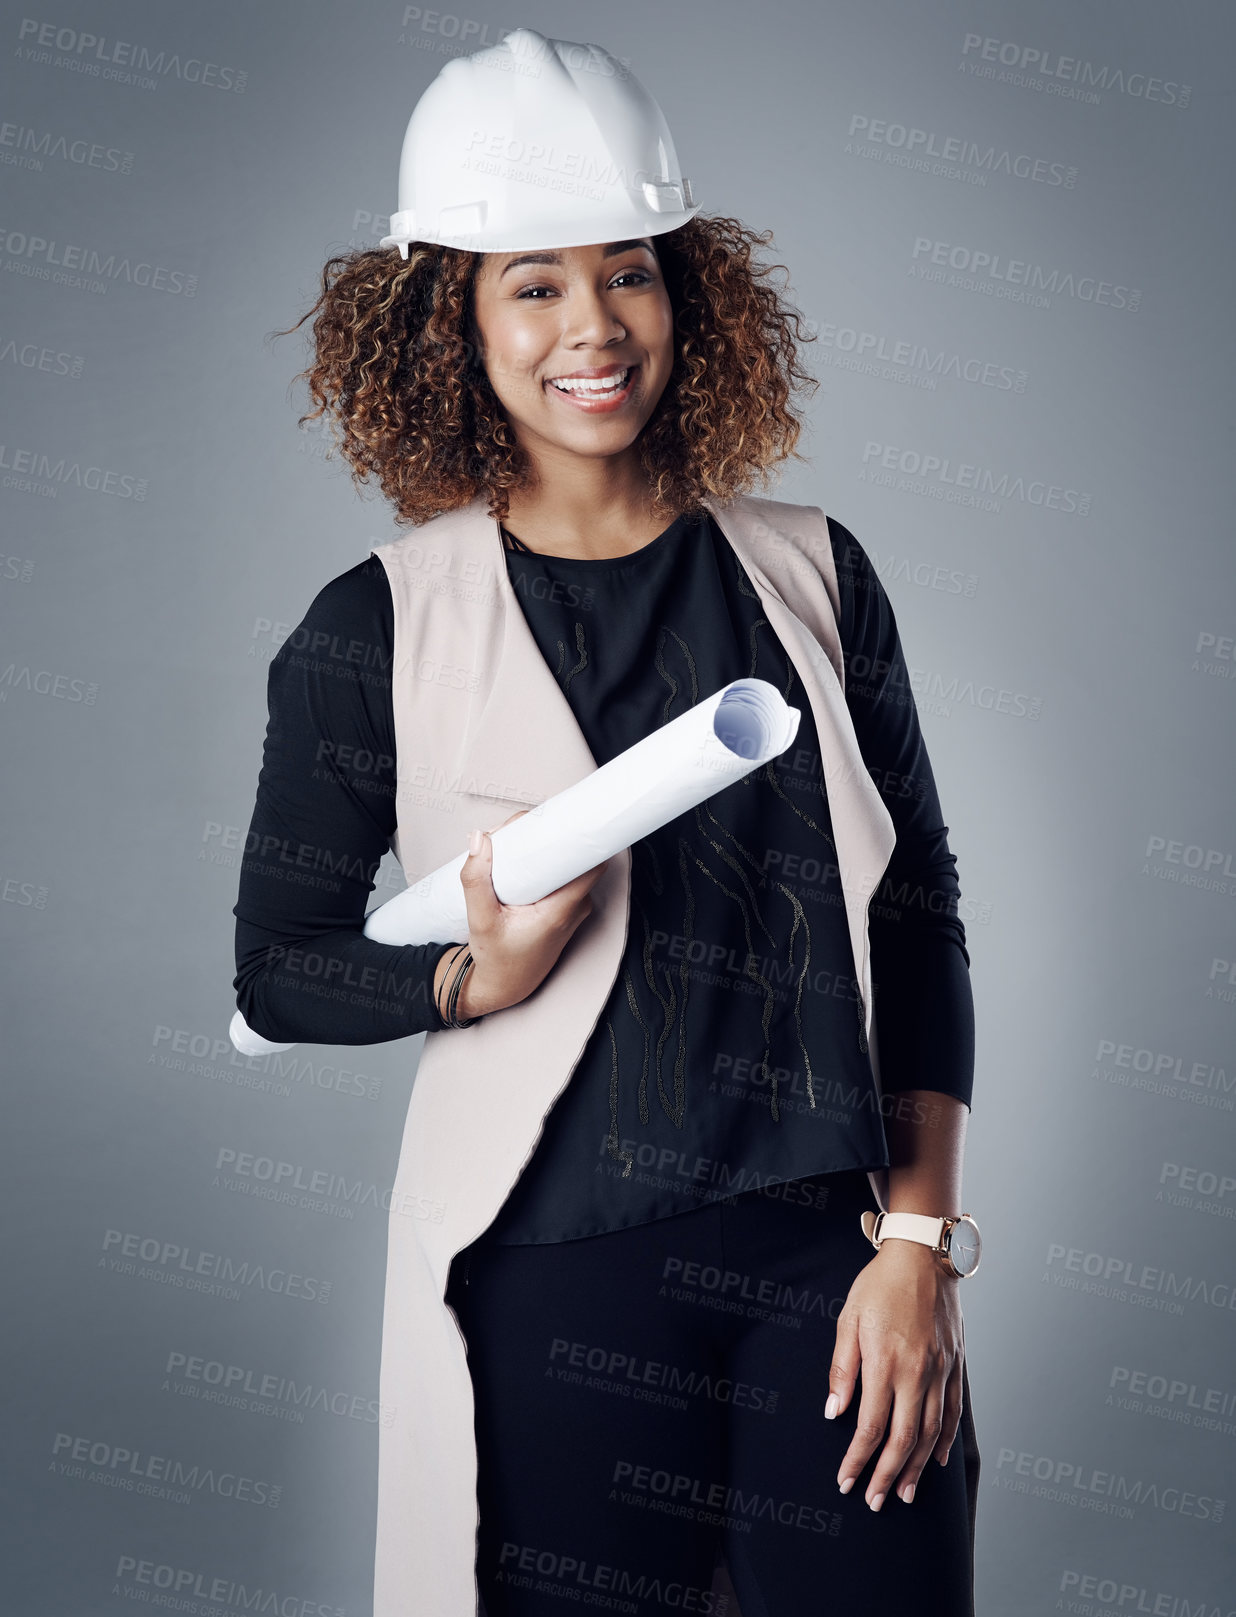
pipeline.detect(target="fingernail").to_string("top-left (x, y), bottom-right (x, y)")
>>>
top-left (468, 828), bottom-right (482, 855)
top-left (899, 1483), bottom-right (915, 1504)
top-left (838, 1476), bottom-right (855, 1495)
top-left (824, 1393), bottom-right (839, 1420)
top-left (938, 1449), bottom-right (951, 1467)
top-left (868, 1492), bottom-right (885, 1512)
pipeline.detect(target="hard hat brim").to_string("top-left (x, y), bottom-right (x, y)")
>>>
top-left (379, 204), bottom-right (702, 258)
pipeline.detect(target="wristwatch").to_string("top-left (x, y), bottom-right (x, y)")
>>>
top-left (860, 1209), bottom-right (983, 1278)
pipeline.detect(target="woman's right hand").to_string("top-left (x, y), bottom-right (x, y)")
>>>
top-left (446, 810), bottom-right (610, 1019)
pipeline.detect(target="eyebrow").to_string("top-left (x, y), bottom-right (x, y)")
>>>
top-left (499, 239), bottom-right (655, 279)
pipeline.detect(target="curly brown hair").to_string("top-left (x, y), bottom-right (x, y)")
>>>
top-left (276, 214), bottom-right (820, 527)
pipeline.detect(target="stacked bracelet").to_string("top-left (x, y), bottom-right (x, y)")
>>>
top-left (437, 943), bottom-right (480, 1029)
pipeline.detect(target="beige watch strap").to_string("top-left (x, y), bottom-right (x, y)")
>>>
top-left (860, 1209), bottom-right (949, 1250)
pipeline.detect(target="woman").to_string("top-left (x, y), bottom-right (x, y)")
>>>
top-left (234, 27), bottom-right (981, 1617)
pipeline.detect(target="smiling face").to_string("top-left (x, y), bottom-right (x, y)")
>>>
top-left (470, 237), bottom-right (676, 474)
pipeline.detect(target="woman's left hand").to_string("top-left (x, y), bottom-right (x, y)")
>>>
top-left (825, 1239), bottom-right (965, 1510)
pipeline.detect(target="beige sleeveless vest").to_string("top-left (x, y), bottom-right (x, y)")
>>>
top-left (367, 491), bottom-right (901, 1615)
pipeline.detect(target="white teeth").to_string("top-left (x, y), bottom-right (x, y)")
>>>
top-left (549, 368), bottom-right (631, 396)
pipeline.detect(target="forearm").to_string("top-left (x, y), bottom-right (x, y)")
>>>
top-left (882, 1090), bottom-right (968, 1215)
top-left (235, 921), bottom-right (456, 1044)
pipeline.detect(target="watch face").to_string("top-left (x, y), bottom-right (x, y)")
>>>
top-left (945, 1217), bottom-right (982, 1277)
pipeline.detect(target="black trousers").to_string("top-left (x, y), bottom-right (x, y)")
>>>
top-left (445, 1168), bottom-right (980, 1617)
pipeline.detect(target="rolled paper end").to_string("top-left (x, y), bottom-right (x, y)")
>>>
top-left (229, 1008), bottom-right (296, 1057)
top-left (711, 680), bottom-right (801, 765)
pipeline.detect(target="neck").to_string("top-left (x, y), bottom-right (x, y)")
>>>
top-left (501, 447), bottom-right (674, 561)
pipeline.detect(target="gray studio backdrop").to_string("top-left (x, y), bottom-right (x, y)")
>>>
top-left (2, 1), bottom-right (1233, 1613)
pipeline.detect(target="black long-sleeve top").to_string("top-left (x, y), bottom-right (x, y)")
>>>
top-left (233, 511), bottom-right (974, 1243)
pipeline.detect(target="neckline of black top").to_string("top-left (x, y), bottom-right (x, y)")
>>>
top-left (499, 510), bottom-right (697, 571)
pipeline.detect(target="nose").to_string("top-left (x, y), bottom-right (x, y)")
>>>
top-left (560, 280), bottom-right (628, 348)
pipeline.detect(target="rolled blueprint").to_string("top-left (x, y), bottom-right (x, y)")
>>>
top-left (229, 678), bottom-right (800, 1056)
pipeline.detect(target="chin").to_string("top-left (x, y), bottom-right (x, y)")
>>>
top-left (559, 422), bottom-right (647, 450)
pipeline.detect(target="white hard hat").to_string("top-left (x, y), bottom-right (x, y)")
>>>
top-left (379, 26), bottom-right (700, 257)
